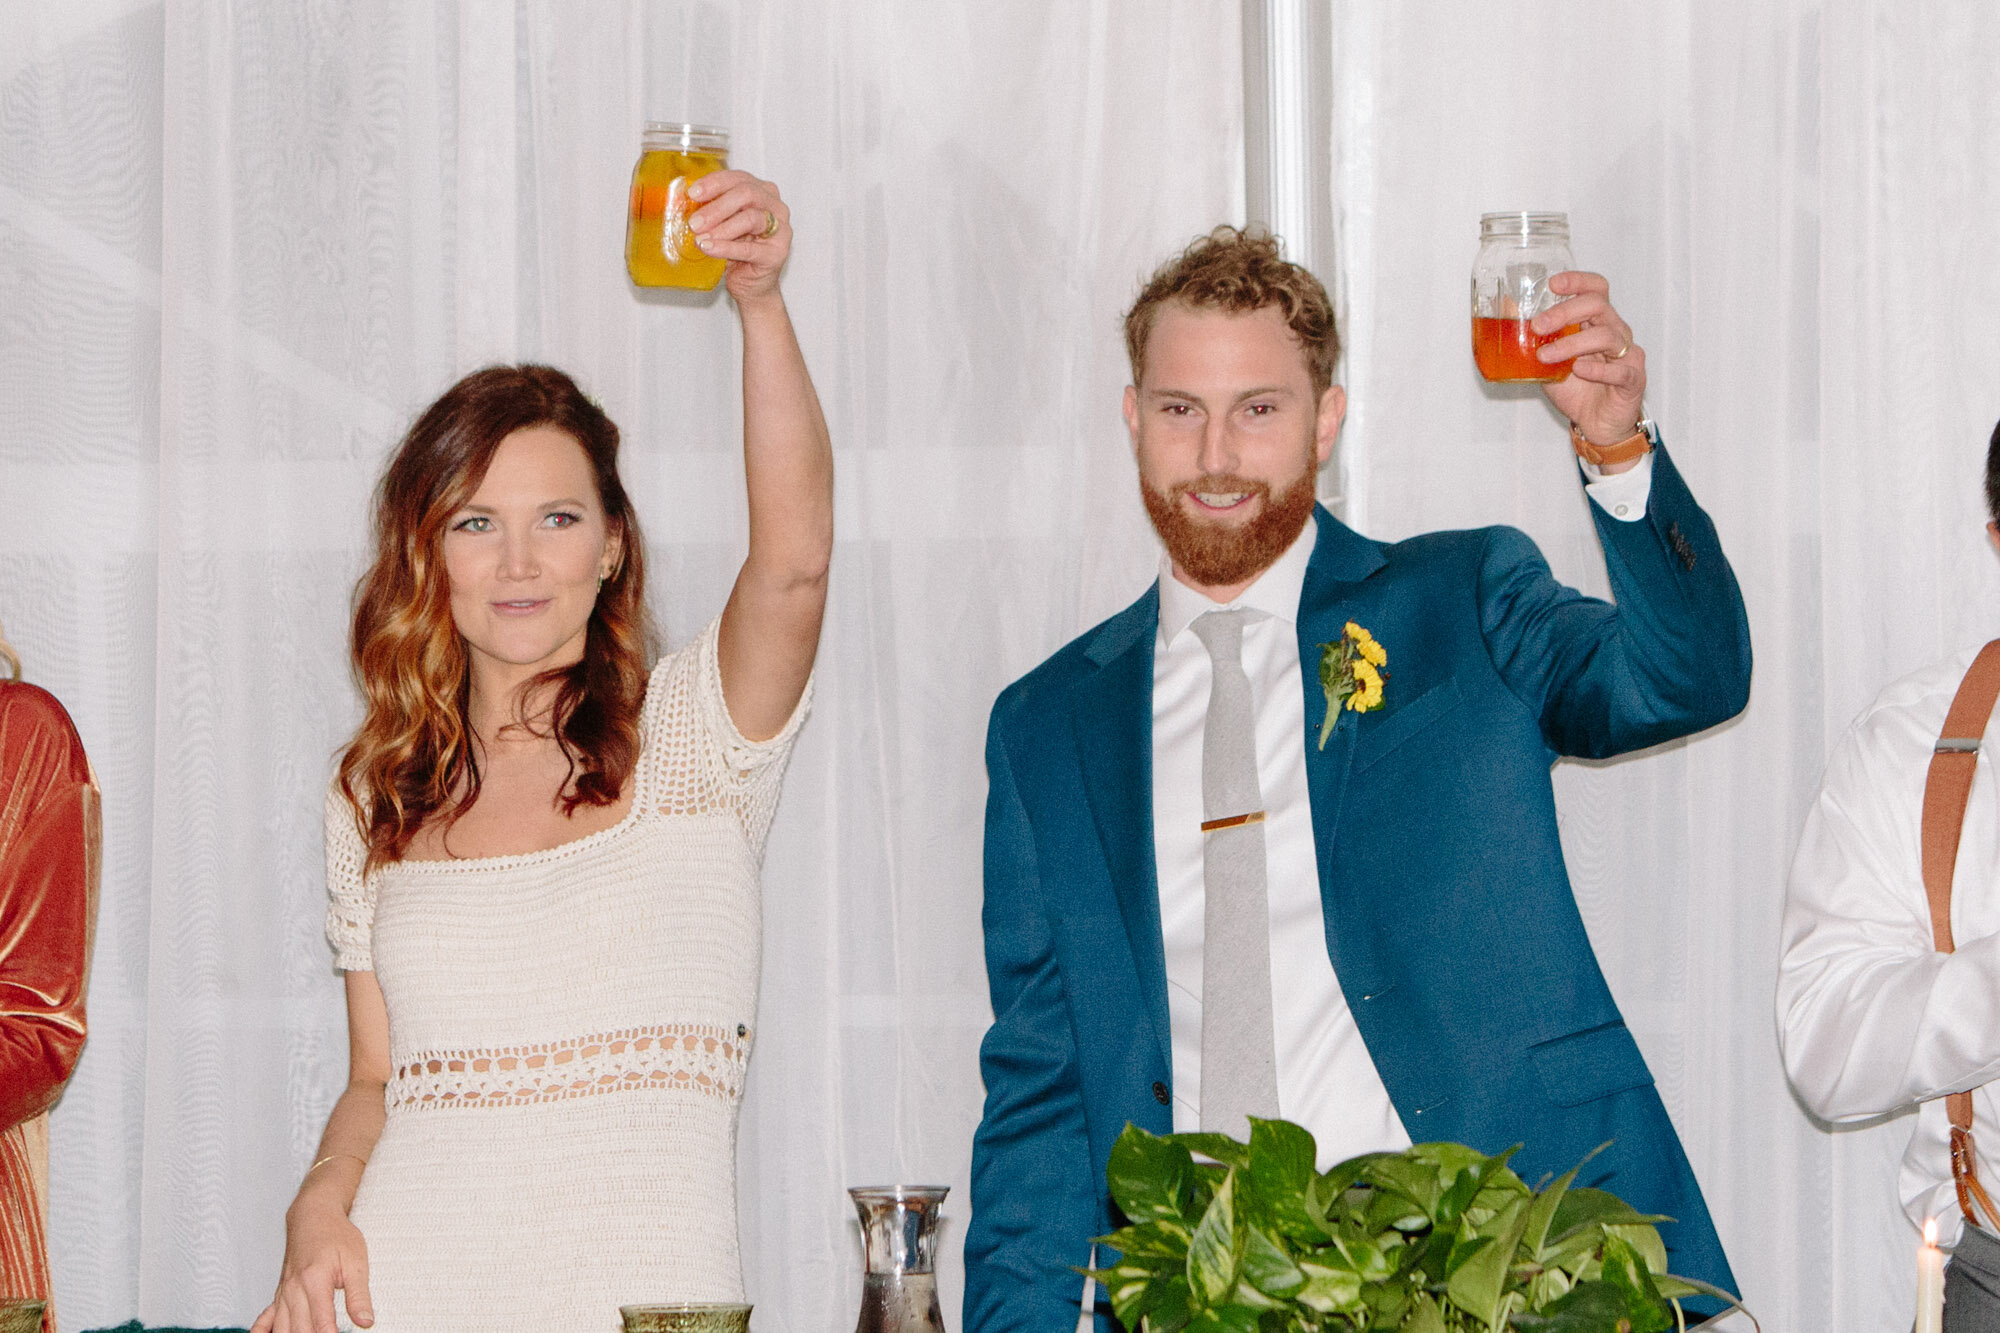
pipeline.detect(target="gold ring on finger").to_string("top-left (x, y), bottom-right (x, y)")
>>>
top-left (1611, 334), bottom-right (1631, 360)
top-left (758, 209), bottom-right (779, 239)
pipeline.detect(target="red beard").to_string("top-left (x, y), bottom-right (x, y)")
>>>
top-left (1140, 461), bottom-right (1319, 589)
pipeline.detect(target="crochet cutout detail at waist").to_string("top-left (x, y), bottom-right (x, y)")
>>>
top-left (387, 1022), bottom-right (750, 1110)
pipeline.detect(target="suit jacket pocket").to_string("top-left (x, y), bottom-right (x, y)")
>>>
top-left (1529, 1021), bottom-right (1656, 1107)
top-left (1350, 676), bottom-right (1463, 775)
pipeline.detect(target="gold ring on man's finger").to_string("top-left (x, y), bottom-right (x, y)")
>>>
top-left (1610, 334), bottom-right (1631, 360)
top-left (758, 209), bottom-right (779, 239)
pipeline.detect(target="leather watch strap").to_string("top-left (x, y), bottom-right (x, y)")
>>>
top-left (1568, 420), bottom-right (1653, 468)
top-left (1920, 638), bottom-right (2000, 1231)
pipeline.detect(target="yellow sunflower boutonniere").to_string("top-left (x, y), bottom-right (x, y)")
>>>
top-left (1316, 621), bottom-right (1388, 750)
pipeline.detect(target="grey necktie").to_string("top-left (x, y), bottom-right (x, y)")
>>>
top-left (1189, 608), bottom-right (1280, 1138)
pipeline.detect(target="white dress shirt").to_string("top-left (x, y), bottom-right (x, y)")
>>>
top-left (1149, 457), bottom-right (1653, 1169)
top-left (1779, 646), bottom-right (2000, 1246)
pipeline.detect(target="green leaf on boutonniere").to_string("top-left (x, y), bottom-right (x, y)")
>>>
top-left (1317, 622), bottom-right (1388, 749)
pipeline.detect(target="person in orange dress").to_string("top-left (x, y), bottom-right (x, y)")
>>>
top-left (0, 661), bottom-right (101, 1333)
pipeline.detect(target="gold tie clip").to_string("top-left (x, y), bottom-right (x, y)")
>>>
top-left (1200, 810), bottom-right (1266, 833)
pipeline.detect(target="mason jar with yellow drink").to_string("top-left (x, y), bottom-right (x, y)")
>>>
top-left (626, 123), bottom-right (729, 290)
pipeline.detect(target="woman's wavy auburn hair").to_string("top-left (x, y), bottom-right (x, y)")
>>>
top-left (1123, 225), bottom-right (1341, 396)
top-left (338, 364), bottom-right (655, 872)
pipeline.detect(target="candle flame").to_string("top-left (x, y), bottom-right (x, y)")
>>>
top-left (1925, 1216), bottom-right (1939, 1247)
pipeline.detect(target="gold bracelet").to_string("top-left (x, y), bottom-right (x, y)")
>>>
top-left (304, 1152), bottom-right (369, 1179)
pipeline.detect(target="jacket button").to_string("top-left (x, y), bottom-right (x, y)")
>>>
top-left (1152, 1081), bottom-right (1170, 1106)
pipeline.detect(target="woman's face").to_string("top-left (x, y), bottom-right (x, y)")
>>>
top-left (442, 425), bottom-right (619, 691)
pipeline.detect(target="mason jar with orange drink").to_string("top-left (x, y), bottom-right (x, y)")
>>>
top-left (1471, 212), bottom-right (1581, 383)
top-left (626, 123), bottom-right (730, 290)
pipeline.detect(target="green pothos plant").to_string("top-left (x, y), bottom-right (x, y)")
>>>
top-left (1087, 1121), bottom-right (1755, 1333)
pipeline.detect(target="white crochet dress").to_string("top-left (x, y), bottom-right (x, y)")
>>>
top-left (322, 616), bottom-right (808, 1331)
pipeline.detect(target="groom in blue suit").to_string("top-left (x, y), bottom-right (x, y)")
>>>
top-left (965, 228), bottom-right (1749, 1332)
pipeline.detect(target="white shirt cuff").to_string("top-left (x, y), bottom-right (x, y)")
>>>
top-left (1581, 449), bottom-right (1654, 522)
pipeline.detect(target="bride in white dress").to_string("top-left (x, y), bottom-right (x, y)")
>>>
top-left (252, 170), bottom-right (830, 1333)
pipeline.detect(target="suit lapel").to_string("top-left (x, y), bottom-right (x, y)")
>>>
top-left (1296, 507), bottom-right (1388, 908)
top-left (1068, 586), bottom-right (1172, 1075)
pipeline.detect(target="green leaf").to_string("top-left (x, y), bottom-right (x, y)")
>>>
top-left (1520, 1163), bottom-right (1580, 1260)
top-left (1409, 1227), bottom-right (1458, 1283)
top-left (1244, 1118), bottom-right (1325, 1240)
top-left (1526, 1265), bottom-right (1573, 1311)
top-left (1130, 1274), bottom-right (1195, 1332)
top-left (1548, 1186), bottom-right (1670, 1239)
top-left (1293, 1260), bottom-right (1365, 1315)
top-left (1363, 1187), bottom-right (1433, 1235)
top-left (1318, 1152), bottom-right (1386, 1196)
top-left (1238, 1224), bottom-right (1306, 1299)
top-left (1653, 1273), bottom-right (1757, 1328)
top-left (1185, 1306), bottom-right (1261, 1333)
top-left (1166, 1132), bottom-right (1255, 1170)
top-left (1334, 1231), bottom-right (1399, 1285)
top-left (1446, 1194), bottom-right (1528, 1329)
top-left (1109, 1124), bottom-right (1197, 1225)
top-left (1096, 1219), bottom-right (1193, 1261)
top-left (1186, 1161), bottom-right (1227, 1218)
top-left (1508, 1279), bottom-right (1637, 1331)
top-left (1362, 1154), bottom-right (1447, 1221)
top-left (1596, 1233), bottom-right (1673, 1332)
top-left (1319, 639), bottom-right (1345, 690)
top-left (1602, 1223), bottom-right (1668, 1280)
top-left (1538, 1224), bottom-right (1607, 1279)
top-left (1093, 1261), bottom-right (1173, 1332)
top-left (1436, 1165), bottom-right (1484, 1226)
top-left (1400, 1291), bottom-right (1449, 1333)
top-left (1360, 1277), bottom-right (1414, 1328)
top-left (1461, 1146), bottom-right (1530, 1215)
top-left (1187, 1171), bottom-right (1240, 1308)
top-left (1410, 1141), bottom-right (1500, 1179)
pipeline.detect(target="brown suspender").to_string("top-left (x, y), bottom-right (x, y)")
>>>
top-left (1921, 639), bottom-right (2000, 1232)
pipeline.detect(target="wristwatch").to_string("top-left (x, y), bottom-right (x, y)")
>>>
top-left (1569, 418), bottom-right (1654, 468)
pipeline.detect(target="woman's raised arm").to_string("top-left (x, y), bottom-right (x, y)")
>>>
top-left (688, 170), bottom-right (834, 741)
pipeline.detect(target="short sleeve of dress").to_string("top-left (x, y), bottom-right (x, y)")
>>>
top-left (323, 783), bottom-right (376, 972)
top-left (642, 614), bottom-right (812, 861)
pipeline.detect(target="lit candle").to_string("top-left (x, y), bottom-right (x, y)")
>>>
top-left (1917, 1215), bottom-right (1946, 1333)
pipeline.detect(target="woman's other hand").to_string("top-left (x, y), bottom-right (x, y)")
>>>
top-left (687, 170), bottom-right (790, 305)
top-left (256, 971), bottom-right (389, 1333)
top-left (250, 1181), bottom-right (374, 1333)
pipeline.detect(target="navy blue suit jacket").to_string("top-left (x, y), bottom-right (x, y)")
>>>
top-left (965, 442), bottom-right (1750, 1332)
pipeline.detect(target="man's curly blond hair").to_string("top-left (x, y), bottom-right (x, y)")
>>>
top-left (1123, 226), bottom-right (1340, 396)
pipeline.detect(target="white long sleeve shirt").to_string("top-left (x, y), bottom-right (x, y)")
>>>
top-left (1778, 646), bottom-right (2000, 1245)
top-left (1150, 456), bottom-right (1654, 1169)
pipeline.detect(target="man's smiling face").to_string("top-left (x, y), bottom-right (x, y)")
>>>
top-left (1124, 301), bottom-right (1346, 600)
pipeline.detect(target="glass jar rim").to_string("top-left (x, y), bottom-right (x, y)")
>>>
top-left (849, 1184), bottom-right (951, 1200)
top-left (1480, 211), bottom-right (1569, 237)
top-left (641, 122), bottom-right (729, 151)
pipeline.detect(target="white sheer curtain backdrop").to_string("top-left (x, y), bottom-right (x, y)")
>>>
top-left (1330, 4), bottom-right (2000, 1331)
top-left (11, 1), bottom-right (2000, 1330)
top-left (1, 1), bottom-right (1240, 1326)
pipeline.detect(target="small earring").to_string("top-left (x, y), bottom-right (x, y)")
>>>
top-left (596, 573), bottom-right (605, 592)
